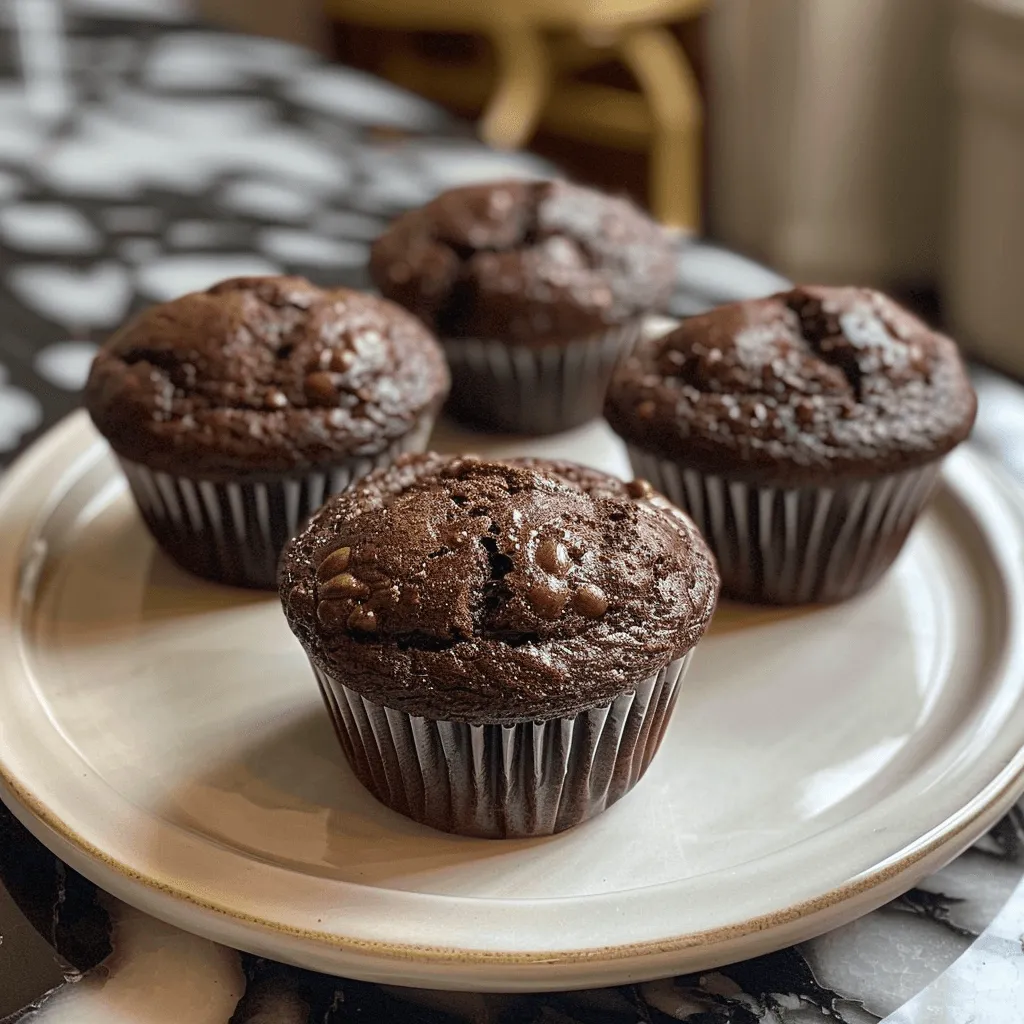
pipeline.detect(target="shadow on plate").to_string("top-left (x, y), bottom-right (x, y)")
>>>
top-left (28, 502), bottom-right (272, 649)
top-left (157, 706), bottom-right (553, 890)
top-left (707, 599), bottom-right (825, 636)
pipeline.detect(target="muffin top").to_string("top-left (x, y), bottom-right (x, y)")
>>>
top-left (369, 179), bottom-right (677, 345)
top-left (85, 276), bottom-right (450, 477)
top-left (605, 286), bottom-right (977, 483)
top-left (280, 453), bottom-right (719, 724)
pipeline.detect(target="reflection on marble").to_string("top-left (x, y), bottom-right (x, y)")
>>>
top-left (258, 227), bottom-right (369, 268)
top-left (8, 263), bottom-right (132, 328)
top-left (0, 203), bottom-right (99, 253)
top-left (25, 902), bottom-right (242, 1024)
top-left (32, 341), bottom-right (98, 391)
top-left (144, 32), bottom-right (311, 91)
top-left (134, 254), bottom-right (281, 301)
top-left (283, 65), bottom-right (450, 131)
top-left (216, 178), bottom-right (317, 223)
top-left (2, 3), bottom-right (1024, 1024)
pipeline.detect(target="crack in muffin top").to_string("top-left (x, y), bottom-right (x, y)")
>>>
top-left (85, 276), bottom-right (450, 477)
top-left (604, 286), bottom-right (977, 483)
top-left (279, 453), bottom-right (719, 723)
top-left (369, 179), bottom-right (678, 345)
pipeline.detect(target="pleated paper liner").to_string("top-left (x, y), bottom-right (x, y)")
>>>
top-left (443, 321), bottom-right (642, 435)
top-left (312, 652), bottom-right (694, 839)
top-left (628, 446), bottom-right (942, 605)
top-left (119, 415), bottom-right (435, 589)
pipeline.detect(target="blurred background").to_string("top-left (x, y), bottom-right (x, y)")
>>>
top-left (7, 0), bottom-right (1024, 374)
top-left (3, 2), bottom-right (1024, 1021)
top-left (195, 0), bottom-right (1023, 379)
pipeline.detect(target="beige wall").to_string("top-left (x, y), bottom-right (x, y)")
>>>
top-left (708, 0), bottom-right (951, 285)
top-left (946, 0), bottom-right (1024, 374)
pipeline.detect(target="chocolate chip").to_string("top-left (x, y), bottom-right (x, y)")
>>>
top-left (320, 572), bottom-right (369, 599)
top-left (572, 583), bottom-right (608, 618)
top-left (348, 606), bottom-right (378, 632)
top-left (316, 546), bottom-right (351, 582)
top-left (265, 389), bottom-right (288, 409)
top-left (528, 579), bottom-right (568, 619)
top-left (304, 371), bottom-right (340, 405)
top-left (626, 478), bottom-right (653, 499)
top-left (285, 583), bottom-right (313, 618)
top-left (535, 537), bottom-right (571, 576)
top-left (316, 598), bottom-right (350, 630)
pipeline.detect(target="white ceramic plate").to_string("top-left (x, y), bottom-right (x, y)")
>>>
top-left (2, 410), bottom-right (1024, 992)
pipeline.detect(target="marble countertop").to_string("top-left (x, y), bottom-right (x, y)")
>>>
top-left (1, 2), bottom-right (1024, 1022)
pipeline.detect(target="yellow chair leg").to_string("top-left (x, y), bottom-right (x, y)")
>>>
top-left (479, 22), bottom-right (549, 150)
top-left (618, 25), bottom-right (702, 231)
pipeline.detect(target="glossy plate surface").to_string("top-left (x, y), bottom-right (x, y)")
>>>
top-left (2, 410), bottom-right (1024, 991)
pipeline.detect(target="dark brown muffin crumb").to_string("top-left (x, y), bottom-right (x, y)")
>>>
top-left (85, 276), bottom-right (450, 477)
top-left (605, 286), bottom-right (977, 483)
top-left (280, 453), bottom-right (718, 723)
top-left (370, 179), bottom-right (677, 344)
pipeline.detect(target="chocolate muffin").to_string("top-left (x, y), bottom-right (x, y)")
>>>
top-left (605, 285), bottom-right (977, 604)
top-left (86, 276), bottom-right (449, 589)
top-left (370, 179), bottom-right (677, 435)
top-left (279, 453), bottom-right (719, 838)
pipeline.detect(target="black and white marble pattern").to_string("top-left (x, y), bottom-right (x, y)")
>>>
top-left (1, 3), bottom-right (1024, 1022)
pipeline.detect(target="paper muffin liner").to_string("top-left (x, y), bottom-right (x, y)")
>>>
top-left (311, 651), bottom-right (693, 839)
top-left (118, 415), bottom-right (434, 589)
top-left (627, 447), bottom-right (942, 605)
top-left (442, 321), bottom-right (643, 435)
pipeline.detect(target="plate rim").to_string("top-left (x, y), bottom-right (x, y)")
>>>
top-left (3, 410), bottom-right (1024, 985)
